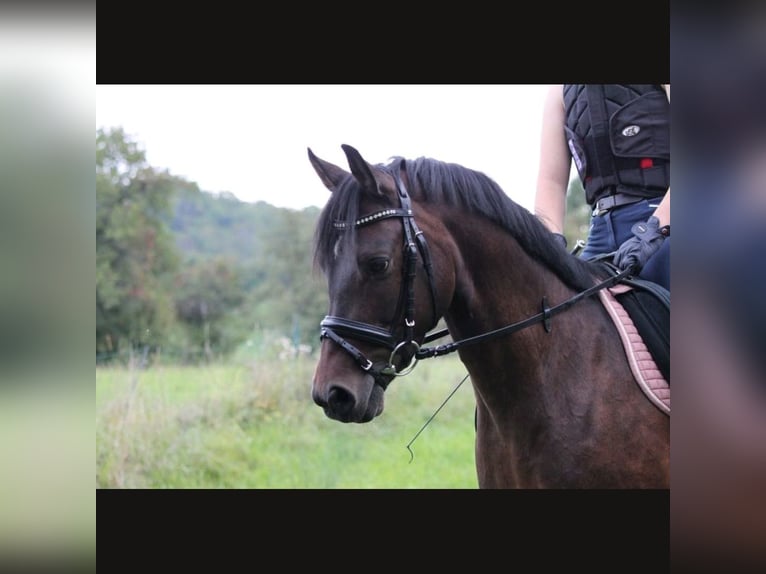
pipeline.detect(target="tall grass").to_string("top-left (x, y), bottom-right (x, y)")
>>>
top-left (96, 353), bottom-right (479, 488)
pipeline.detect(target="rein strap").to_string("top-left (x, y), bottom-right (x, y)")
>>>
top-left (416, 267), bottom-right (631, 360)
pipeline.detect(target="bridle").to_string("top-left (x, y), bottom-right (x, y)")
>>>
top-left (319, 164), bottom-right (632, 390)
top-left (319, 164), bottom-right (441, 389)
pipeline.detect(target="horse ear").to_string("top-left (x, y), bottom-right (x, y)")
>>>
top-left (308, 147), bottom-right (350, 192)
top-left (341, 144), bottom-right (396, 199)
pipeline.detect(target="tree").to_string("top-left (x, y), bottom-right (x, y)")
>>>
top-left (248, 208), bottom-right (328, 348)
top-left (172, 257), bottom-right (248, 362)
top-left (96, 127), bottom-right (180, 360)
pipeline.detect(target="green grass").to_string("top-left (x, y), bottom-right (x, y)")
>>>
top-left (96, 354), bottom-right (479, 488)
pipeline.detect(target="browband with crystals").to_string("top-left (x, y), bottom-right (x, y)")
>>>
top-left (333, 208), bottom-right (413, 229)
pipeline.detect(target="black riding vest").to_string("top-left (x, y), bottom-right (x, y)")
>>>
top-left (563, 84), bottom-right (670, 206)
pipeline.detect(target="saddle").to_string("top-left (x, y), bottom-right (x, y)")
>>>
top-left (598, 263), bottom-right (670, 415)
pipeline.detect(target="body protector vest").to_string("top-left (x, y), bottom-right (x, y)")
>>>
top-left (563, 84), bottom-right (670, 206)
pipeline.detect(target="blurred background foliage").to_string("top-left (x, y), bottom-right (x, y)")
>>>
top-left (96, 127), bottom-right (328, 365)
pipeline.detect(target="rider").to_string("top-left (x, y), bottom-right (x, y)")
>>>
top-left (534, 84), bottom-right (670, 291)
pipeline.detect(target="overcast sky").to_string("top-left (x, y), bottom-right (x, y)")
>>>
top-left (96, 85), bottom-right (555, 211)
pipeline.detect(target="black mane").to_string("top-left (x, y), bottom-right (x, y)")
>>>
top-left (314, 156), bottom-right (606, 291)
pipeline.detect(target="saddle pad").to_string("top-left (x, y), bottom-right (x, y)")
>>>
top-left (598, 286), bottom-right (670, 416)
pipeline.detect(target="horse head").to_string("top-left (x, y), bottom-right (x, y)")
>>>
top-left (308, 145), bottom-right (449, 423)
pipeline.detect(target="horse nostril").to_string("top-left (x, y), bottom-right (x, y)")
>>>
top-left (327, 386), bottom-right (355, 417)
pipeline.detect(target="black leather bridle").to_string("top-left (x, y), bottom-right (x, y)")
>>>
top-left (319, 167), bottom-right (442, 389)
top-left (319, 165), bottom-right (632, 390)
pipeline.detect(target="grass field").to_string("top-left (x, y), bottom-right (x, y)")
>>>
top-left (96, 353), bottom-right (479, 488)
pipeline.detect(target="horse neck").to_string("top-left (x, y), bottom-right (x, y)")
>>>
top-left (436, 211), bottom-right (604, 403)
top-left (441, 212), bottom-right (572, 339)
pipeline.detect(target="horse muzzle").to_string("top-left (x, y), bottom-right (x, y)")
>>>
top-left (311, 372), bottom-right (384, 423)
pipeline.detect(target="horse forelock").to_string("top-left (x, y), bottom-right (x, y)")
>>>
top-left (313, 172), bottom-right (361, 273)
top-left (313, 158), bottom-right (403, 274)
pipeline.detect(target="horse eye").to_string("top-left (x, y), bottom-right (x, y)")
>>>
top-left (365, 257), bottom-right (390, 275)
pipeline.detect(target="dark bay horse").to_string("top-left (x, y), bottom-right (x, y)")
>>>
top-left (308, 144), bottom-right (669, 488)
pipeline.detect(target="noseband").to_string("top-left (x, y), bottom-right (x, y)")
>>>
top-left (319, 167), bottom-right (439, 389)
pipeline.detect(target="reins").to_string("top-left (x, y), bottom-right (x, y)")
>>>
top-left (415, 266), bottom-right (631, 360)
